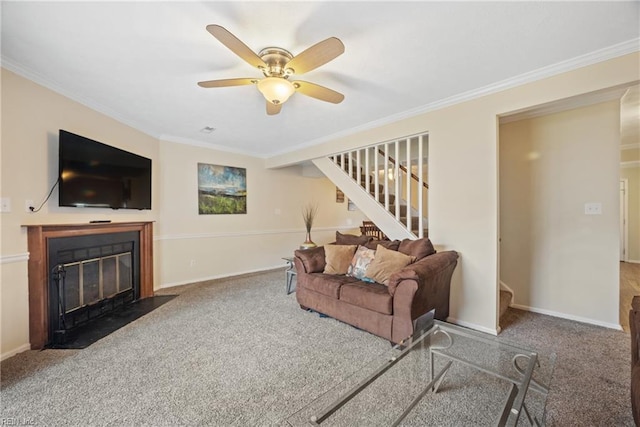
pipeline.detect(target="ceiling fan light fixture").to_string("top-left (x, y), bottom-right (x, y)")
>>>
top-left (257, 77), bottom-right (295, 105)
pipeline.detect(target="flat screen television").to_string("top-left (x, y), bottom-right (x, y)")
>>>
top-left (58, 130), bottom-right (152, 210)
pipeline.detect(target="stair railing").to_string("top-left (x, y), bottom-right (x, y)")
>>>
top-left (329, 132), bottom-right (429, 238)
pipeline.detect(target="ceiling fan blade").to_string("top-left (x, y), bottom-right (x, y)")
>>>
top-left (266, 102), bottom-right (282, 115)
top-left (293, 81), bottom-right (344, 104)
top-left (197, 78), bottom-right (257, 88)
top-left (206, 24), bottom-right (267, 69)
top-left (286, 37), bottom-right (345, 75)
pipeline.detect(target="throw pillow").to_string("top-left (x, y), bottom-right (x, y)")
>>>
top-left (323, 245), bottom-right (357, 275)
top-left (365, 245), bottom-right (416, 285)
top-left (398, 238), bottom-right (436, 260)
top-left (346, 245), bottom-right (377, 280)
top-left (365, 239), bottom-right (401, 251)
top-left (336, 231), bottom-right (372, 246)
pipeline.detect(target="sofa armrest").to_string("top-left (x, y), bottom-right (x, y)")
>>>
top-left (388, 251), bottom-right (458, 295)
top-left (294, 246), bottom-right (326, 274)
top-left (631, 296), bottom-right (640, 367)
top-left (389, 251), bottom-right (459, 320)
top-left (631, 296), bottom-right (640, 425)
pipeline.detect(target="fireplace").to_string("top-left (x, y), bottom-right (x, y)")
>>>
top-left (47, 231), bottom-right (140, 345)
top-left (24, 222), bottom-right (154, 349)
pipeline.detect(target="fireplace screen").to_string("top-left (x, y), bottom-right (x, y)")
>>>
top-left (62, 253), bottom-right (132, 314)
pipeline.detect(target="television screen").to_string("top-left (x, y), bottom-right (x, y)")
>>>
top-left (58, 130), bottom-right (152, 210)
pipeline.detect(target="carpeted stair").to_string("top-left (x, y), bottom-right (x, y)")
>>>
top-left (499, 289), bottom-right (513, 321)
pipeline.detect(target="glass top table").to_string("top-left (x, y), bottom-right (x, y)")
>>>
top-left (287, 317), bottom-right (555, 426)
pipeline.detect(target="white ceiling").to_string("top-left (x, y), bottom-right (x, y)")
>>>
top-left (2, 1), bottom-right (639, 158)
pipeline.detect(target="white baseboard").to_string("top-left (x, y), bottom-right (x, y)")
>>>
top-left (1, 343), bottom-right (31, 362)
top-left (510, 303), bottom-right (623, 331)
top-left (446, 316), bottom-right (499, 336)
top-left (158, 264), bottom-right (284, 290)
top-left (625, 259), bottom-right (640, 264)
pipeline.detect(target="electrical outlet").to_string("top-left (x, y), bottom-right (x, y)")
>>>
top-left (584, 202), bottom-right (602, 215)
top-left (26, 199), bottom-right (34, 212)
top-left (0, 197), bottom-right (11, 213)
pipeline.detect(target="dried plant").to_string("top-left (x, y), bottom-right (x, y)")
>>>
top-left (302, 203), bottom-right (318, 232)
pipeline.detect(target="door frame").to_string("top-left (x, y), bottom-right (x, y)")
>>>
top-left (620, 178), bottom-right (629, 262)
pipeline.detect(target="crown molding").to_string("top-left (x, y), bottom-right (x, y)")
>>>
top-left (270, 38), bottom-right (640, 159)
top-left (3, 37), bottom-right (639, 159)
top-left (158, 134), bottom-right (263, 158)
top-left (1, 57), bottom-right (162, 141)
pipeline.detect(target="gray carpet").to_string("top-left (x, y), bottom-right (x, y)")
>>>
top-left (1, 270), bottom-right (634, 426)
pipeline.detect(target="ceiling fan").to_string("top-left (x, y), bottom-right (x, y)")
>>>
top-left (198, 25), bottom-right (345, 115)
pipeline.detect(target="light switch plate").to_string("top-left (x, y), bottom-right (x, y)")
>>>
top-left (0, 197), bottom-right (11, 213)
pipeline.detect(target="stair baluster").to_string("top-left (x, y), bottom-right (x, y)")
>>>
top-left (320, 132), bottom-right (429, 240)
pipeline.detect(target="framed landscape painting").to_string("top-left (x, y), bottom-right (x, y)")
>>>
top-left (197, 163), bottom-right (247, 214)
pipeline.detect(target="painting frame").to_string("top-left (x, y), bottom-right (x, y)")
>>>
top-left (197, 163), bottom-right (247, 215)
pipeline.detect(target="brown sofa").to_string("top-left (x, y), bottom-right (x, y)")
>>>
top-left (294, 235), bottom-right (458, 344)
top-left (630, 296), bottom-right (640, 425)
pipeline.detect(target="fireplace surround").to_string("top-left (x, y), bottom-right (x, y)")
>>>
top-left (24, 222), bottom-right (154, 349)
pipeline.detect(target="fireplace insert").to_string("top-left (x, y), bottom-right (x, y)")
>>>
top-left (47, 231), bottom-right (140, 345)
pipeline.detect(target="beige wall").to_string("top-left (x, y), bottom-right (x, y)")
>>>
top-left (1, 68), bottom-right (159, 358)
top-left (2, 52), bottom-right (639, 356)
top-left (0, 69), bottom-right (365, 358)
top-left (267, 52), bottom-right (640, 333)
top-left (156, 140), bottom-right (366, 287)
top-left (500, 102), bottom-right (621, 327)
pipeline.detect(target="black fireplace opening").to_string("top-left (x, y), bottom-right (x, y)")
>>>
top-left (47, 231), bottom-right (141, 346)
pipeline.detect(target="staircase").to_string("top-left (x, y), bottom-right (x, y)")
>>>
top-left (499, 288), bottom-right (513, 329)
top-left (312, 132), bottom-right (429, 240)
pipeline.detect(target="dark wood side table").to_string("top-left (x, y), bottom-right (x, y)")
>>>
top-left (283, 257), bottom-right (297, 294)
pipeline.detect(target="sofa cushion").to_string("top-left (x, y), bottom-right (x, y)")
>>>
top-left (364, 239), bottom-right (400, 251)
top-left (323, 244), bottom-right (357, 274)
top-left (336, 231), bottom-right (372, 246)
top-left (295, 247), bottom-right (326, 273)
top-left (365, 245), bottom-right (416, 286)
top-left (300, 273), bottom-right (360, 299)
top-left (347, 245), bottom-right (377, 280)
top-left (398, 238), bottom-right (436, 260)
top-left (340, 281), bottom-right (393, 315)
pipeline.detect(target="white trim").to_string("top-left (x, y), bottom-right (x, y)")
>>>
top-left (621, 161), bottom-right (640, 168)
top-left (621, 178), bottom-right (629, 262)
top-left (0, 253), bottom-right (29, 264)
top-left (159, 135), bottom-right (258, 158)
top-left (446, 316), bottom-right (499, 336)
top-left (1, 343), bottom-right (31, 362)
top-left (158, 264), bottom-right (283, 290)
top-left (1, 57), bottom-right (161, 142)
top-left (621, 143), bottom-right (640, 151)
top-left (626, 259), bottom-right (640, 264)
top-left (154, 225), bottom-right (356, 242)
top-left (499, 85), bottom-right (629, 124)
top-left (511, 303), bottom-right (623, 331)
top-left (268, 38), bottom-right (640, 159)
top-left (4, 37), bottom-right (638, 158)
